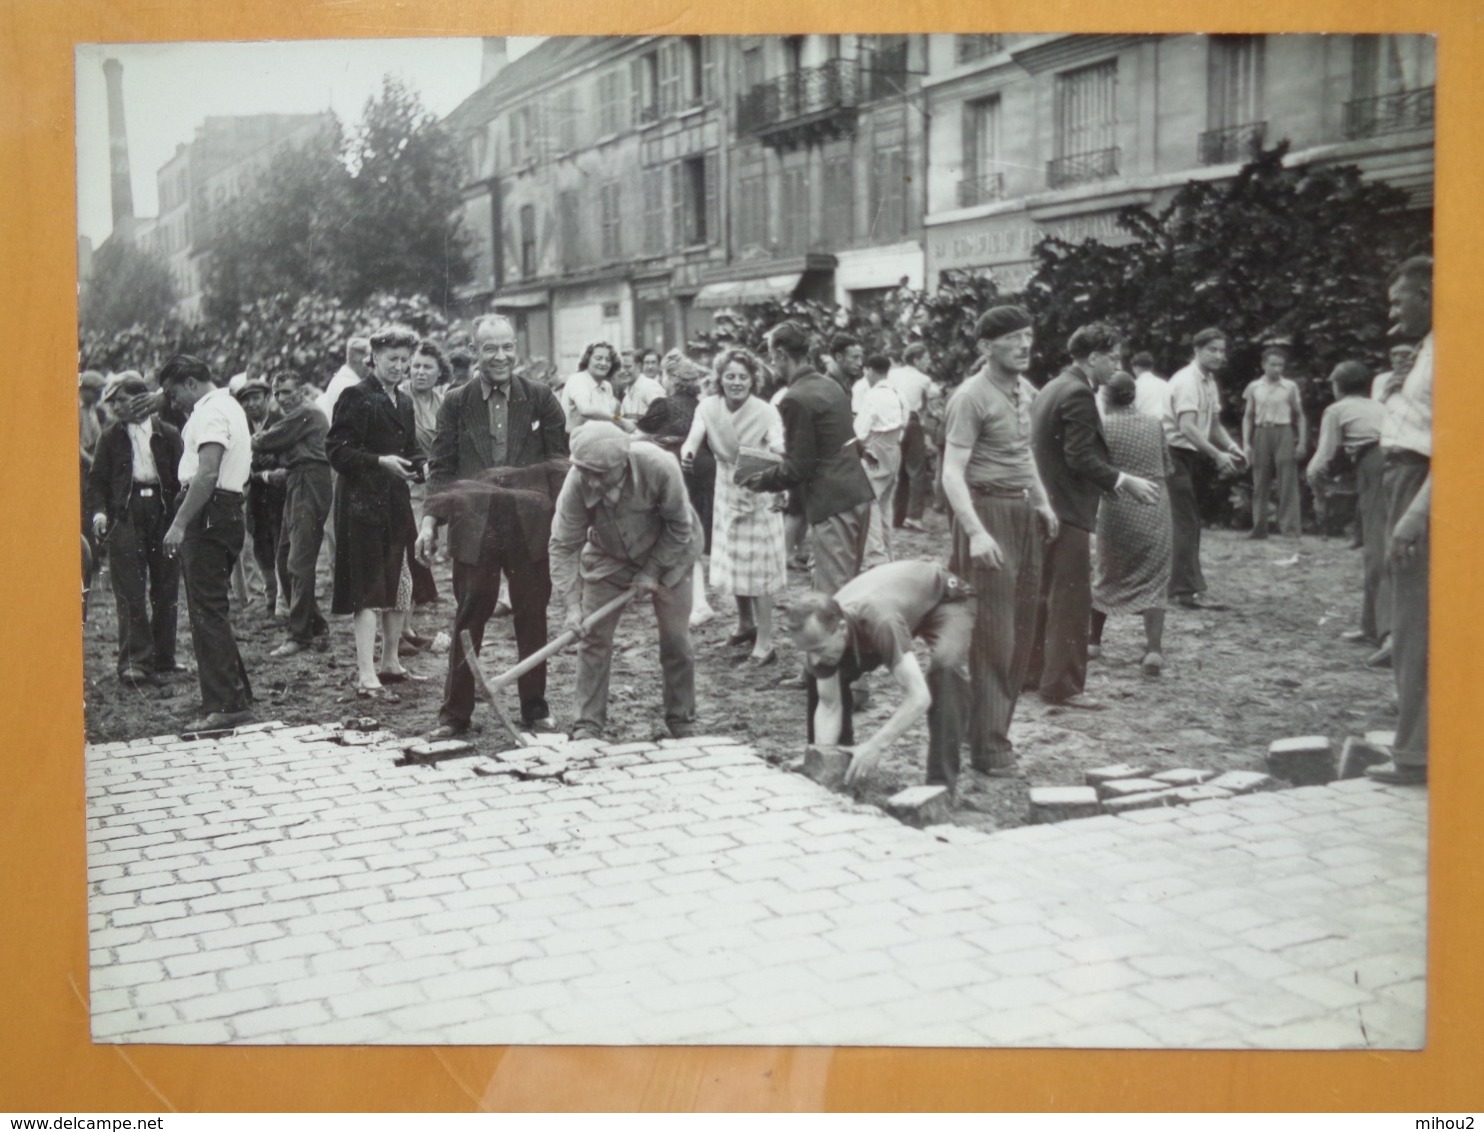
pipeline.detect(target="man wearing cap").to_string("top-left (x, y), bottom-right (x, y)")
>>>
top-left (86, 373), bottom-right (184, 683)
top-left (741, 321), bottom-right (875, 596)
top-left (1165, 328), bottom-right (1246, 609)
top-left (419, 314), bottom-right (568, 741)
top-left (549, 421), bottom-right (703, 741)
top-left (158, 355), bottom-right (255, 731)
top-left (940, 305), bottom-right (1056, 775)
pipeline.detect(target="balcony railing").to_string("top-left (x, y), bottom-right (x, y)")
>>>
top-left (1344, 86), bottom-right (1435, 139)
top-left (864, 42), bottom-right (909, 101)
top-left (737, 59), bottom-right (861, 148)
top-left (1198, 120), bottom-right (1267, 165)
top-left (957, 172), bottom-right (1005, 208)
top-left (1046, 146), bottom-right (1120, 189)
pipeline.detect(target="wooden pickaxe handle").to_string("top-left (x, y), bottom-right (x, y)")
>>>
top-left (484, 587), bottom-right (637, 693)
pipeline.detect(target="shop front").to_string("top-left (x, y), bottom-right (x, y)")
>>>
top-left (551, 279), bottom-right (632, 375)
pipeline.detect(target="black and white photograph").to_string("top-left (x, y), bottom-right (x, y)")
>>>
top-left (76, 32), bottom-right (1433, 1048)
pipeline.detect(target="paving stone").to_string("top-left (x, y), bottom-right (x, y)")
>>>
top-left (1027, 786), bottom-right (1101, 823)
top-left (1363, 730), bottom-right (1397, 749)
top-left (1101, 790), bottom-right (1178, 815)
top-left (884, 786), bottom-right (951, 828)
top-left (1084, 763), bottom-right (1151, 786)
top-left (1095, 778), bottom-right (1169, 800)
top-left (1266, 736), bottom-right (1336, 786)
top-left (1338, 736), bottom-right (1393, 780)
top-left (1150, 768), bottom-right (1218, 787)
top-left (1170, 784), bottom-right (1235, 805)
top-left (1207, 770), bottom-right (1282, 795)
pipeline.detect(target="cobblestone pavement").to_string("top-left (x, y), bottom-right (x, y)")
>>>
top-left (85, 723), bottom-right (1426, 1048)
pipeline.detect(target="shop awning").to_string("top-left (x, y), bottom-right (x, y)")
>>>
top-left (492, 291), bottom-right (548, 309)
top-left (692, 273), bottom-right (803, 309)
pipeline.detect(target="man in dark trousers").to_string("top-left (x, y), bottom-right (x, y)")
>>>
top-left (87, 373), bottom-right (184, 684)
top-left (789, 560), bottom-right (976, 793)
top-left (159, 355), bottom-right (255, 732)
top-left (418, 314), bottom-right (569, 740)
top-left (252, 369), bottom-right (333, 657)
top-left (741, 320), bottom-right (874, 596)
top-left (237, 376), bottom-right (287, 617)
top-left (1026, 322), bottom-right (1159, 707)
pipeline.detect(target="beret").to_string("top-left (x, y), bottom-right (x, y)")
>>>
top-left (569, 420), bottom-right (631, 473)
top-left (973, 305), bottom-right (1033, 342)
top-left (1191, 327), bottom-right (1227, 348)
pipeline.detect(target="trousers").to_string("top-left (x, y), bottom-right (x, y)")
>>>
top-left (180, 492), bottom-right (253, 714)
top-left (950, 491), bottom-right (1043, 767)
top-left (276, 464), bottom-right (332, 644)
top-left (105, 490), bottom-right (179, 674)
top-left (1384, 455), bottom-right (1429, 766)
top-left (1026, 523), bottom-right (1093, 702)
top-left (1167, 447), bottom-right (1206, 598)
top-left (1251, 423), bottom-right (1301, 537)
top-left (892, 414), bottom-right (931, 525)
top-left (811, 501), bottom-right (871, 596)
top-left (574, 567), bottom-right (695, 734)
top-left (1355, 445), bottom-right (1391, 642)
top-left (440, 552), bottom-right (553, 728)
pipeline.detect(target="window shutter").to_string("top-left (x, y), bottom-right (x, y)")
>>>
top-left (670, 162), bottom-right (684, 248)
top-left (701, 38), bottom-right (716, 102)
top-left (660, 43), bottom-right (677, 115)
top-left (704, 152), bottom-right (720, 245)
top-left (630, 58), bottom-right (644, 127)
top-left (962, 103), bottom-right (979, 182)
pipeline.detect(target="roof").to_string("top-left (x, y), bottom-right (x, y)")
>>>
top-left (442, 37), bottom-right (636, 135)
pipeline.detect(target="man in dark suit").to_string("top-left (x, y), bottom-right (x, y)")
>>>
top-left (1027, 322), bottom-right (1159, 707)
top-left (87, 373), bottom-right (184, 683)
top-left (742, 320), bottom-right (875, 596)
top-left (417, 314), bottom-right (569, 739)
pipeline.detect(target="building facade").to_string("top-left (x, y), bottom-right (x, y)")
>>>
top-left (923, 33), bottom-right (1435, 290)
top-left (443, 35), bottom-right (930, 372)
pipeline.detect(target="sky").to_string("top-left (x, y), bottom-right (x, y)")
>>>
top-left (75, 37), bottom-right (544, 247)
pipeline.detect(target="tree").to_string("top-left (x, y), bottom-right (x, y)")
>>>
top-left (200, 121), bottom-right (348, 324)
top-left (330, 77), bottom-right (472, 307)
top-left (80, 239), bottom-right (178, 336)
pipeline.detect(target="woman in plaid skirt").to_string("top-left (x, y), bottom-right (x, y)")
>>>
top-left (682, 348), bottom-right (787, 667)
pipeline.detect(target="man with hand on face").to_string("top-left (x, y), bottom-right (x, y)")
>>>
top-left (1165, 327), bottom-right (1247, 609)
top-left (940, 305), bottom-right (1056, 777)
top-left (419, 314), bottom-right (568, 741)
top-left (791, 560), bottom-right (975, 793)
top-left (1026, 322), bottom-right (1160, 709)
top-left (549, 421), bottom-right (702, 742)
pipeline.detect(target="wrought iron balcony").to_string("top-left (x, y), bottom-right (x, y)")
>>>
top-left (1343, 86), bottom-right (1435, 139)
top-left (957, 172), bottom-right (1005, 208)
top-left (1198, 120), bottom-right (1267, 165)
top-left (737, 59), bottom-right (861, 151)
top-left (1046, 146), bottom-right (1120, 189)
top-left (863, 41), bottom-right (909, 101)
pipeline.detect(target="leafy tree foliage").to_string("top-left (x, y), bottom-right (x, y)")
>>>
top-left (79, 239), bottom-right (178, 336)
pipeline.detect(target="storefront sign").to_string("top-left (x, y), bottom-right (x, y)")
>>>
top-left (928, 209), bottom-right (1132, 276)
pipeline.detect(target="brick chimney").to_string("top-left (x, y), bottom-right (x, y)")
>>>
top-left (480, 37), bottom-right (509, 87)
top-left (102, 57), bottom-right (135, 231)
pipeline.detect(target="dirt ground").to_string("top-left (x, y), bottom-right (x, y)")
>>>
top-left (82, 514), bottom-right (1398, 830)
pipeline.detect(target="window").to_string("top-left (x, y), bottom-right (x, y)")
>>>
top-left (632, 52), bottom-right (660, 124)
top-left (685, 36), bottom-right (707, 104)
top-left (1208, 36), bottom-right (1264, 129)
top-left (643, 169), bottom-right (666, 254)
top-left (866, 35), bottom-right (909, 100)
top-left (559, 188), bottom-right (584, 269)
top-left (741, 47), bottom-right (764, 93)
top-left (670, 155), bottom-right (714, 247)
top-left (869, 146), bottom-right (906, 239)
top-left (822, 152), bottom-right (854, 248)
top-left (556, 87), bottom-right (580, 152)
top-left (1348, 35), bottom-right (1435, 137)
top-left (597, 69), bottom-right (626, 136)
top-left (519, 204), bottom-right (537, 278)
top-left (660, 41), bottom-right (682, 116)
top-left (468, 132), bottom-right (487, 180)
top-left (1049, 59), bottom-right (1119, 185)
top-left (738, 173), bottom-right (767, 250)
top-left (510, 104), bottom-right (537, 166)
top-left (780, 165), bottom-right (810, 255)
top-left (957, 34), bottom-right (1002, 64)
top-left (599, 182), bottom-right (622, 260)
top-left (960, 95), bottom-right (1003, 205)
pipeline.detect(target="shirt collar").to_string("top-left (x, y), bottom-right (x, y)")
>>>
top-left (480, 373), bottom-right (511, 401)
top-left (579, 461), bottom-right (629, 509)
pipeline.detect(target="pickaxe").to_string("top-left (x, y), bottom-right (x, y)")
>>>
top-left (461, 587), bottom-right (637, 748)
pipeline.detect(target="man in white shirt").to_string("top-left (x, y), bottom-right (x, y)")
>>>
top-left (1371, 342), bottom-right (1417, 403)
top-left (618, 347), bottom-right (667, 424)
top-left (159, 355), bottom-right (255, 731)
top-left (853, 355), bottom-right (908, 569)
top-left (1165, 328), bottom-right (1247, 610)
top-left (316, 337), bottom-right (371, 422)
top-left (888, 342), bottom-right (937, 531)
top-left (1240, 345), bottom-right (1307, 539)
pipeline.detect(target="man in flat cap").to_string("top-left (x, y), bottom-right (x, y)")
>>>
top-left (1165, 327), bottom-right (1247, 609)
top-left (549, 421), bottom-right (703, 741)
top-left (940, 305), bottom-right (1056, 776)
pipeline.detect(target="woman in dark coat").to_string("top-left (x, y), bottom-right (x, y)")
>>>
top-left (327, 325), bottom-right (423, 697)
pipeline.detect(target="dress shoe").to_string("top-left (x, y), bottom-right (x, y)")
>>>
top-left (668, 721), bottom-right (700, 739)
top-left (523, 716), bottom-right (562, 734)
top-left (1366, 640), bottom-right (1393, 668)
top-left (270, 640), bottom-right (306, 658)
top-left (181, 708), bottom-right (254, 733)
top-left (1042, 693), bottom-right (1108, 711)
top-left (424, 722), bottom-right (478, 741)
top-left (1340, 629), bottom-right (1374, 644)
top-left (727, 626), bottom-right (758, 647)
top-left (1176, 595), bottom-right (1230, 611)
top-left (1141, 651), bottom-right (1163, 676)
top-left (1364, 760), bottom-right (1427, 786)
top-left (118, 668), bottom-right (152, 684)
top-left (1087, 644), bottom-right (1102, 660)
top-left (901, 518), bottom-right (927, 532)
top-left (745, 648), bottom-right (778, 669)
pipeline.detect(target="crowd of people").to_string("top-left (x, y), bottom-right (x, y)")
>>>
top-left (80, 254), bottom-right (1433, 794)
